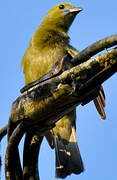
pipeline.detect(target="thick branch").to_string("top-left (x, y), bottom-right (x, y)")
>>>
top-left (1, 34), bottom-right (117, 140)
top-left (0, 34), bottom-right (117, 180)
top-left (9, 47), bottom-right (117, 133)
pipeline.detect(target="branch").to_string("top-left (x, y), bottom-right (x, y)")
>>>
top-left (72, 33), bottom-right (117, 65)
top-left (0, 34), bottom-right (117, 180)
top-left (5, 122), bottom-right (26, 180)
top-left (9, 47), bottom-right (117, 133)
top-left (23, 128), bottom-right (43, 180)
top-left (0, 124), bottom-right (7, 141)
top-left (1, 34), bottom-right (117, 140)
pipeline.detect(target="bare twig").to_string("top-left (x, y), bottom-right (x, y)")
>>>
top-left (72, 33), bottom-right (117, 65)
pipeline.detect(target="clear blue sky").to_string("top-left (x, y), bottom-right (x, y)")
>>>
top-left (0, 0), bottom-right (117, 180)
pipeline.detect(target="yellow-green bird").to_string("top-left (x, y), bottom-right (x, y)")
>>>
top-left (21, 3), bottom-right (106, 178)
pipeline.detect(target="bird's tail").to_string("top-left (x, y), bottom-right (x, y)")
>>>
top-left (55, 126), bottom-right (84, 179)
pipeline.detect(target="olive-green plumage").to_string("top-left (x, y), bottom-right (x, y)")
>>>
top-left (21, 3), bottom-right (80, 84)
top-left (21, 3), bottom-right (105, 178)
top-left (21, 3), bottom-right (84, 178)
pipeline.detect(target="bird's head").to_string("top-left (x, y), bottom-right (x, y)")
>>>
top-left (40, 3), bottom-right (83, 33)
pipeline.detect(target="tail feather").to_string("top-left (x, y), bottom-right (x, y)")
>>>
top-left (93, 87), bottom-right (106, 120)
top-left (55, 127), bottom-right (84, 179)
top-left (99, 89), bottom-right (106, 107)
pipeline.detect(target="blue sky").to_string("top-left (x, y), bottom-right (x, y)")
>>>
top-left (0, 0), bottom-right (117, 179)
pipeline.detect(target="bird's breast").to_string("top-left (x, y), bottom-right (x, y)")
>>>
top-left (26, 46), bottom-right (67, 83)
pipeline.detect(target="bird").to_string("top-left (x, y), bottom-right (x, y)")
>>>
top-left (21, 3), bottom-right (106, 179)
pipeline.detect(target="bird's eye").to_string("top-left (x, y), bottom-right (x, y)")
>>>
top-left (59, 4), bottom-right (65, 9)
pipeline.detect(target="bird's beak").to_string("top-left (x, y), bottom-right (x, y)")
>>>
top-left (69, 7), bottom-right (83, 14)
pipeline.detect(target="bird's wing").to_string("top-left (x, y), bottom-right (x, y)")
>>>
top-left (20, 53), bottom-right (72, 93)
